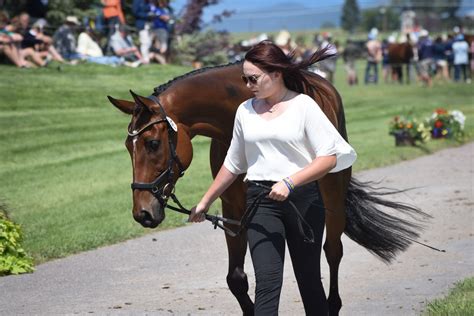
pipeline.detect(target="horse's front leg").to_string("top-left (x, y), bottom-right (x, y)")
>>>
top-left (319, 171), bottom-right (350, 316)
top-left (221, 198), bottom-right (254, 315)
top-left (210, 140), bottom-right (253, 315)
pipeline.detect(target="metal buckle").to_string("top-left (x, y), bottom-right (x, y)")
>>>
top-left (161, 183), bottom-right (175, 200)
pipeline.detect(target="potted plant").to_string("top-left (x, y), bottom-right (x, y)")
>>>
top-left (426, 108), bottom-right (465, 141)
top-left (388, 114), bottom-right (430, 146)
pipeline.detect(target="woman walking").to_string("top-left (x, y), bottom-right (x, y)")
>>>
top-left (189, 41), bottom-right (356, 315)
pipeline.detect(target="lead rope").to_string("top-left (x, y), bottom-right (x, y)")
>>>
top-left (167, 193), bottom-right (241, 237)
top-left (165, 183), bottom-right (315, 243)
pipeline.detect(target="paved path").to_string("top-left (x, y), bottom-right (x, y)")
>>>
top-left (1, 143), bottom-right (473, 315)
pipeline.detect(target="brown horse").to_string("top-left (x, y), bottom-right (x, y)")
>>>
top-left (108, 57), bottom-right (428, 315)
top-left (388, 41), bottom-right (415, 84)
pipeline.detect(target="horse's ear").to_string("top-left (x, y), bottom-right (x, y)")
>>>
top-left (129, 90), bottom-right (156, 112)
top-left (107, 96), bottom-right (134, 115)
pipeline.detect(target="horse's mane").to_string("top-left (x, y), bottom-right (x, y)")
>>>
top-left (153, 60), bottom-right (243, 95)
top-left (151, 54), bottom-right (346, 140)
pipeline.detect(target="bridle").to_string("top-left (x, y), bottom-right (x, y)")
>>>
top-left (127, 95), bottom-right (241, 236)
top-left (126, 95), bottom-right (317, 243)
top-left (128, 95), bottom-right (185, 205)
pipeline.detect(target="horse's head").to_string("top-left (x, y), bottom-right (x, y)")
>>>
top-left (107, 91), bottom-right (193, 228)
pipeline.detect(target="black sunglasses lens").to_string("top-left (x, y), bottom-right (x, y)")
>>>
top-left (242, 75), bottom-right (259, 84)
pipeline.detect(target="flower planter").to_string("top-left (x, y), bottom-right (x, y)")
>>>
top-left (393, 131), bottom-right (415, 146)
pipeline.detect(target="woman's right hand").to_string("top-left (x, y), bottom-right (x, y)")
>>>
top-left (188, 201), bottom-right (209, 223)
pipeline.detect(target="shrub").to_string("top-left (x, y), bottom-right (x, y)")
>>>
top-left (0, 207), bottom-right (34, 276)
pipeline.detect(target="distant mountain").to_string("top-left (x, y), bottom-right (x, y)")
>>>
top-left (207, 1), bottom-right (474, 33)
top-left (209, 2), bottom-right (342, 32)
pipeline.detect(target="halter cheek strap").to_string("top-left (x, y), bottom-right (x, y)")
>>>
top-left (129, 95), bottom-right (185, 202)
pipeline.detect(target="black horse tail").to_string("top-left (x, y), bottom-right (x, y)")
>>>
top-left (344, 177), bottom-right (432, 263)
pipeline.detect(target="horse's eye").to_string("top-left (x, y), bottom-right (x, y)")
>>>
top-left (146, 140), bottom-right (161, 152)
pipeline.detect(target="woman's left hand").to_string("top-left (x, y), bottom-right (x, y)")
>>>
top-left (268, 181), bottom-right (290, 201)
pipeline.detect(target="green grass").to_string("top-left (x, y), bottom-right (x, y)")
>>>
top-left (424, 277), bottom-right (474, 315)
top-left (0, 60), bottom-right (472, 264)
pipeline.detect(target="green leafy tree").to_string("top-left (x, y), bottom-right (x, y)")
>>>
top-left (341, 0), bottom-right (361, 33)
top-left (46, 0), bottom-right (99, 28)
top-left (362, 7), bottom-right (399, 32)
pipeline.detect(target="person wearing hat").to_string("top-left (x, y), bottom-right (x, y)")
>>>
top-left (452, 34), bottom-right (469, 83)
top-left (275, 29), bottom-right (291, 54)
top-left (109, 24), bottom-right (143, 66)
top-left (53, 16), bottom-right (81, 61)
top-left (416, 29), bottom-right (434, 87)
top-left (364, 31), bottom-right (382, 84)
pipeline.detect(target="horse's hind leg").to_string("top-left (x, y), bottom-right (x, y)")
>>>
top-left (319, 171), bottom-right (350, 316)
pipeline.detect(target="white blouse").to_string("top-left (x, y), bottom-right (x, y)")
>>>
top-left (223, 94), bottom-right (357, 181)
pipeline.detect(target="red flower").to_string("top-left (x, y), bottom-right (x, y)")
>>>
top-left (435, 108), bottom-right (448, 115)
top-left (435, 120), bottom-right (443, 128)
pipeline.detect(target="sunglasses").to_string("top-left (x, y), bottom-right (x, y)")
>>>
top-left (241, 73), bottom-right (263, 85)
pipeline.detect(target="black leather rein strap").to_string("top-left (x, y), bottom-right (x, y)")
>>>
top-left (167, 193), bottom-right (241, 237)
top-left (164, 182), bottom-right (315, 244)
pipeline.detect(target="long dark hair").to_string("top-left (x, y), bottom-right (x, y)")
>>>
top-left (244, 40), bottom-right (336, 95)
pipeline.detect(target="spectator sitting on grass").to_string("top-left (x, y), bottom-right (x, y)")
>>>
top-left (77, 23), bottom-right (124, 67)
top-left (10, 12), bottom-right (47, 67)
top-left (109, 24), bottom-right (143, 67)
top-left (0, 10), bottom-right (29, 67)
top-left (22, 17), bottom-right (66, 64)
top-left (53, 16), bottom-right (81, 61)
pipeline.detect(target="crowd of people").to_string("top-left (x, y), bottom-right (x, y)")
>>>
top-left (1, 1), bottom-right (473, 88)
top-left (340, 27), bottom-right (473, 87)
top-left (242, 27), bottom-right (472, 88)
top-left (0, 0), bottom-right (173, 68)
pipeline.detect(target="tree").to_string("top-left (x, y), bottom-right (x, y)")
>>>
top-left (361, 7), bottom-right (399, 32)
top-left (175, 0), bottom-right (233, 35)
top-left (341, 0), bottom-right (361, 33)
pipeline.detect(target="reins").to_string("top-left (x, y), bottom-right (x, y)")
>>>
top-left (166, 192), bottom-right (241, 237)
top-left (164, 181), bottom-right (315, 244)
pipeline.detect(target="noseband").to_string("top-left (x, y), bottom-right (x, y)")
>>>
top-left (129, 95), bottom-right (185, 204)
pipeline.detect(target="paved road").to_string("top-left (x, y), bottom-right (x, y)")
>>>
top-left (1, 143), bottom-right (473, 315)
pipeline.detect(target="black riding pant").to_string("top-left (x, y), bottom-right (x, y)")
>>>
top-left (246, 181), bottom-right (328, 315)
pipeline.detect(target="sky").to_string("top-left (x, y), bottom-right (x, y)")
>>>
top-left (171, 0), bottom-right (376, 20)
top-left (169, 0), bottom-right (473, 32)
top-left (169, 0), bottom-right (390, 32)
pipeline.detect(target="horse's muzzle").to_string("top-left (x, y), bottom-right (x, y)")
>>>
top-left (134, 207), bottom-right (165, 228)
top-left (132, 194), bottom-right (165, 228)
